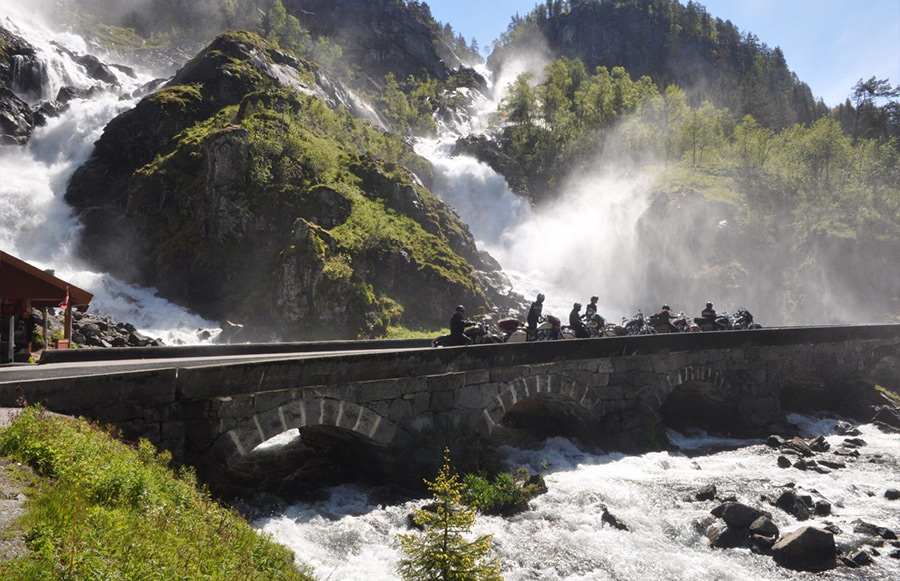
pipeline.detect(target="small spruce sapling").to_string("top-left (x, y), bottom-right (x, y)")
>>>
top-left (397, 449), bottom-right (503, 581)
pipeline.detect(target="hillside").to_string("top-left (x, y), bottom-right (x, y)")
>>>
top-left (490, 0), bottom-right (831, 127)
top-left (63, 31), bottom-right (503, 340)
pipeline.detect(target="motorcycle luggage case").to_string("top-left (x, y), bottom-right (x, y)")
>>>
top-left (497, 318), bottom-right (521, 333)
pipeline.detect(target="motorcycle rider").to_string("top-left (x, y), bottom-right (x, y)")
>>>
top-left (585, 296), bottom-right (599, 318)
top-left (697, 301), bottom-right (725, 330)
top-left (526, 293), bottom-right (545, 340)
top-left (655, 304), bottom-right (678, 333)
top-left (569, 302), bottom-right (589, 338)
top-left (449, 305), bottom-right (475, 346)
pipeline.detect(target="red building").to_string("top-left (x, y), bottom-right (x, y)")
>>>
top-left (1, 250), bottom-right (93, 362)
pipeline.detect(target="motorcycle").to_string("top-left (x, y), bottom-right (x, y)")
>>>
top-left (432, 320), bottom-right (503, 347)
top-left (623, 311), bottom-right (657, 336)
top-left (583, 313), bottom-right (608, 338)
top-left (672, 311), bottom-right (701, 333)
top-left (536, 314), bottom-right (569, 341)
top-left (731, 308), bottom-right (762, 330)
top-left (497, 318), bottom-right (528, 343)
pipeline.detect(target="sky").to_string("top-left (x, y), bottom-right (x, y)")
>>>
top-left (426, 0), bottom-right (900, 107)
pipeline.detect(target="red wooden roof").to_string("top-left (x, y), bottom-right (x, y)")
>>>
top-left (0, 250), bottom-right (93, 309)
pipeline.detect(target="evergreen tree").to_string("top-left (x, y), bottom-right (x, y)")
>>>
top-left (397, 450), bottom-right (503, 581)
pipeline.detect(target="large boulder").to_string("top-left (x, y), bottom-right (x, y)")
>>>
top-left (772, 526), bottom-right (836, 572)
top-left (0, 87), bottom-right (34, 145)
top-left (0, 27), bottom-right (45, 101)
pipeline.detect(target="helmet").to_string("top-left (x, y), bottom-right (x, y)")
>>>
top-left (706, 302), bottom-right (713, 309)
top-left (590, 296), bottom-right (598, 303)
top-left (662, 304), bottom-right (670, 311)
top-left (456, 305), bottom-right (465, 312)
top-left (574, 302), bottom-right (582, 310)
top-left (536, 293), bottom-right (545, 302)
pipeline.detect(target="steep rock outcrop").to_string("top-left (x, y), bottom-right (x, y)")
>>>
top-left (65, 31), bottom-right (491, 339)
top-left (285, 0), bottom-right (458, 85)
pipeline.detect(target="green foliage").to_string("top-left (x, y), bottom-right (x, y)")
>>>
top-left (397, 450), bottom-right (503, 581)
top-left (0, 407), bottom-right (313, 580)
top-left (495, 0), bottom-right (825, 130)
top-left (462, 468), bottom-right (543, 517)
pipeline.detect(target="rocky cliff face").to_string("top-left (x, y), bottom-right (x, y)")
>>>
top-left (65, 31), bottom-right (497, 340)
top-left (285, 0), bottom-right (460, 85)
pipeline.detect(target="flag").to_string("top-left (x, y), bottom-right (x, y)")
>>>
top-left (59, 290), bottom-right (69, 311)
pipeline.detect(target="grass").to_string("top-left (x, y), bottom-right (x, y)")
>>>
top-left (0, 407), bottom-right (315, 580)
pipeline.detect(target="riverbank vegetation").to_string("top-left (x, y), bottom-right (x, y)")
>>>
top-left (0, 407), bottom-right (313, 580)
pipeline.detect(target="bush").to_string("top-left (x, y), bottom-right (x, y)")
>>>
top-left (462, 468), bottom-right (545, 516)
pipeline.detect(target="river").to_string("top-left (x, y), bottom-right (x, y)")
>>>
top-left (254, 414), bottom-right (900, 580)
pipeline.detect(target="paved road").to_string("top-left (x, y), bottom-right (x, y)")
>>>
top-left (0, 346), bottom-right (429, 384)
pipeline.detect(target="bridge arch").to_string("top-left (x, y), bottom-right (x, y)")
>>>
top-left (478, 373), bottom-right (597, 441)
top-left (215, 397), bottom-right (401, 467)
top-left (660, 365), bottom-right (737, 433)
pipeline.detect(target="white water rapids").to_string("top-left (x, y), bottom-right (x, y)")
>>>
top-left (255, 415), bottom-right (900, 580)
top-left (0, 2), bottom-right (218, 344)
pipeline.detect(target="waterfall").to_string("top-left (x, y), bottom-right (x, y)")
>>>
top-left (0, 1), bottom-right (218, 344)
top-left (415, 69), bottom-right (652, 321)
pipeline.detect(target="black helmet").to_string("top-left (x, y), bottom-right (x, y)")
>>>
top-left (662, 304), bottom-right (670, 311)
top-left (574, 302), bottom-right (582, 310)
top-left (536, 293), bottom-right (545, 302)
top-left (456, 305), bottom-right (465, 312)
top-left (706, 302), bottom-right (713, 309)
top-left (590, 296), bottom-right (598, 303)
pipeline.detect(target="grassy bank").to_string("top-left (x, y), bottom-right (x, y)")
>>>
top-left (0, 407), bottom-right (314, 580)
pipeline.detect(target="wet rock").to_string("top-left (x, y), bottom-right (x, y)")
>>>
top-left (784, 437), bottom-right (814, 457)
top-left (814, 500), bottom-right (831, 517)
top-left (833, 446), bottom-right (860, 457)
top-left (852, 520), bottom-right (898, 540)
top-left (0, 86), bottom-right (35, 145)
top-left (872, 406), bottom-right (900, 430)
top-left (834, 421), bottom-right (860, 436)
top-left (525, 473), bottom-right (549, 495)
top-left (707, 522), bottom-right (745, 549)
top-left (694, 483), bottom-right (717, 501)
top-left (885, 489), bottom-right (900, 501)
top-left (750, 533), bottom-right (776, 554)
top-left (600, 505), bottom-right (628, 531)
top-left (777, 456), bottom-right (792, 468)
top-left (808, 435), bottom-right (830, 453)
top-left (711, 501), bottom-right (770, 529)
top-left (842, 437), bottom-right (867, 448)
top-left (890, 549), bottom-right (900, 559)
top-left (772, 526), bottom-right (836, 572)
top-left (849, 549), bottom-right (874, 566)
top-left (775, 490), bottom-right (811, 521)
top-left (749, 516), bottom-right (779, 539)
top-left (766, 435), bottom-right (785, 448)
top-left (818, 459), bottom-right (846, 470)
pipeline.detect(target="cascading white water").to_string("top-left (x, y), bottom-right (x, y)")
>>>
top-left (255, 416), bottom-right (900, 580)
top-left (0, 1), bottom-right (218, 344)
top-left (415, 66), bottom-right (653, 321)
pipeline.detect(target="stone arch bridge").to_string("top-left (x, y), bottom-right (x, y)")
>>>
top-left (2, 325), bottom-right (898, 490)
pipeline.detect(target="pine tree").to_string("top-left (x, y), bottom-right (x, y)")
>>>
top-left (397, 450), bottom-right (503, 581)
